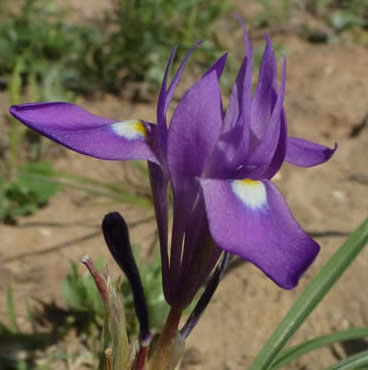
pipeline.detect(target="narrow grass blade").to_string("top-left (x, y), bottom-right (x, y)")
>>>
top-left (272, 328), bottom-right (368, 369)
top-left (249, 217), bottom-right (368, 370)
top-left (18, 170), bottom-right (152, 207)
top-left (324, 349), bottom-right (368, 370)
top-left (6, 282), bottom-right (18, 333)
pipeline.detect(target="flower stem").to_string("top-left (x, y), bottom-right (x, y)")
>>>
top-left (135, 345), bottom-right (148, 370)
top-left (150, 307), bottom-right (182, 370)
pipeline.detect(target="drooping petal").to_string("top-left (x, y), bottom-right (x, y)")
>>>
top-left (286, 137), bottom-right (337, 167)
top-left (200, 178), bottom-right (320, 289)
top-left (251, 35), bottom-right (277, 140)
top-left (10, 102), bottom-right (158, 162)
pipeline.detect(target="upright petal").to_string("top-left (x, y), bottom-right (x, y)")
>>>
top-left (200, 178), bottom-right (320, 289)
top-left (167, 70), bottom-right (223, 289)
top-left (167, 70), bottom-right (223, 188)
top-left (286, 137), bottom-right (337, 167)
top-left (10, 102), bottom-right (158, 163)
top-left (251, 36), bottom-right (277, 140)
top-left (164, 41), bottom-right (202, 116)
top-left (147, 162), bottom-right (170, 300)
top-left (157, 46), bottom-right (177, 128)
top-left (223, 27), bottom-right (253, 133)
top-left (240, 59), bottom-right (287, 180)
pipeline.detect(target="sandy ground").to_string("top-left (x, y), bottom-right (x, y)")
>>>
top-left (1, 1), bottom-right (368, 369)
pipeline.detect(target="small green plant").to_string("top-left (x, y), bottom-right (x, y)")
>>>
top-left (0, 0), bottom-right (97, 97)
top-left (0, 161), bottom-right (60, 222)
top-left (85, 0), bottom-right (231, 94)
top-left (253, 0), bottom-right (293, 29)
top-left (308, 0), bottom-right (368, 32)
top-left (0, 0), bottom-right (230, 96)
top-left (62, 249), bottom-right (169, 340)
top-left (62, 258), bottom-right (106, 327)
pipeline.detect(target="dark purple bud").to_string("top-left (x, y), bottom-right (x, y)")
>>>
top-left (102, 212), bottom-right (151, 344)
top-left (180, 252), bottom-right (230, 339)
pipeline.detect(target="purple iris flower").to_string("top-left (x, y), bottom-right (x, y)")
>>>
top-left (9, 26), bottom-right (336, 310)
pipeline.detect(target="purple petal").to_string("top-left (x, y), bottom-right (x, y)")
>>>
top-left (147, 162), bottom-right (170, 300)
top-left (10, 102), bottom-right (158, 162)
top-left (165, 41), bottom-right (202, 116)
top-left (244, 58), bottom-right (287, 179)
top-left (200, 178), bottom-right (320, 289)
top-left (157, 46), bottom-right (177, 128)
top-left (166, 70), bottom-right (222, 292)
top-left (203, 53), bottom-right (228, 80)
top-left (167, 70), bottom-right (223, 188)
top-left (286, 137), bottom-right (337, 167)
top-left (223, 58), bottom-right (245, 131)
top-left (251, 36), bottom-right (277, 140)
top-left (223, 28), bottom-right (253, 132)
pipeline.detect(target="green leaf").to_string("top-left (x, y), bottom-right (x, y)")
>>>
top-left (324, 349), bottom-right (368, 370)
top-left (249, 217), bottom-right (368, 370)
top-left (6, 282), bottom-right (18, 333)
top-left (272, 328), bottom-right (368, 368)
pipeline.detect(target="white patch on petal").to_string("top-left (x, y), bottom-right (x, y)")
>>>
top-left (111, 120), bottom-right (147, 140)
top-left (232, 179), bottom-right (268, 210)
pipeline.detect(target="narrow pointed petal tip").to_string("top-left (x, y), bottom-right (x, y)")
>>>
top-left (286, 137), bottom-right (337, 167)
top-left (10, 102), bottom-right (158, 163)
top-left (200, 178), bottom-right (320, 289)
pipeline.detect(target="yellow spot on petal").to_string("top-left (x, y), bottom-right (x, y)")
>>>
top-left (239, 178), bottom-right (261, 186)
top-left (232, 178), bottom-right (268, 210)
top-left (111, 120), bottom-right (147, 139)
top-left (134, 121), bottom-right (147, 136)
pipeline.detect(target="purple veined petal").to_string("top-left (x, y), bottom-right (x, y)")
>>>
top-left (286, 137), bottom-right (337, 167)
top-left (244, 58), bottom-right (287, 179)
top-left (167, 185), bottom-right (199, 304)
top-left (251, 35), bottom-right (278, 140)
top-left (167, 68), bottom-right (222, 278)
top-left (10, 102), bottom-right (159, 163)
top-left (200, 178), bottom-right (320, 289)
top-left (167, 59), bottom-right (225, 297)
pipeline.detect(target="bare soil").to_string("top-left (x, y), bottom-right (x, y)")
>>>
top-left (1, 1), bottom-right (368, 369)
